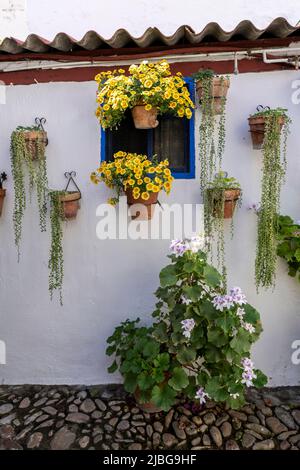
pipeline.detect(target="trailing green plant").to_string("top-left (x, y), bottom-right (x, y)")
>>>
top-left (193, 69), bottom-right (228, 190)
top-left (107, 236), bottom-right (267, 411)
top-left (10, 126), bottom-right (48, 258)
top-left (252, 108), bottom-right (291, 290)
top-left (276, 214), bottom-right (300, 281)
top-left (204, 171), bottom-right (241, 284)
top-left (193, 70), bottom-right (231, 280)
top-left (48, 190), bottom-right (65, 305)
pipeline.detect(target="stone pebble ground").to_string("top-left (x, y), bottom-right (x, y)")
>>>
top-left (0, 385), bottom-right (300, 450)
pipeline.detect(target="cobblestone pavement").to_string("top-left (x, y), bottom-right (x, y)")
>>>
top-left (0, 385), bottom-right (300, 450)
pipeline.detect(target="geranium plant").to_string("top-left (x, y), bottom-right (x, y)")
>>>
top-left (107, 236), bottom-right (267, 411)
top-left (90, 151), bottom-right (174, 205)
top-left (276, 214), bottom-right (300, 281)
top-left (95, 60), bottom-right (194, 129)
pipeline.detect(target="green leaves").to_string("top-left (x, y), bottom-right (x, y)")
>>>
top-left (159, 264), bottom-right (178, 287)
top-left (276, 214), bottom-right (300, 282)
top-left (152, 322), bottom-right (169, 343)
top-left (253, 370), bottom-right (268, 388)
top-left (124, 373), bottom-right (138, 393)
top-left (230, 329), bottom-right (251, 354)
top-left (243, 304), bottom-right (260, 325)
top-left (177, 346), bottom-right (196, 365)
top-left (137, 373), bottom-right (155, 391)
top-left (151, 384), bottom-right (177, 411)
top-left (107, 360), bottom-right (118, 373)
top-left (182, 285), bottom-right (202, 302)
top-left (143, 340), bottom-right (160, 358)
top-left (106, 243), bottom-right (266, 412)
top-left (207, 328), bottom-right (227, 347)
top-left (168, 367), bottom-right (189, 391)
top-left (203, 265), bottom-right (222, 287)
top-left (216, 313), bottom-right (235, 334)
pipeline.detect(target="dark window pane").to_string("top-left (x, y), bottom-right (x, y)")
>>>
top-left (153, 116), bottom-right (189, 173)
top-left (105, 111), bottom-right (148, 161)
top-left (104, 112), bottom-right (190, 174)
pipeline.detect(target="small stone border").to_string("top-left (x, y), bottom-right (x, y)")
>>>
top-left (0, 385), bottom-right (300, 450)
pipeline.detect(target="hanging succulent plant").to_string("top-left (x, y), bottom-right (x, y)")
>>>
top-left (193, 69), bottom-right (231, 280)
top-left (48, 174), bottom-right (81, 305)
top-left (251, 107), bottom-right (291, 290)
top-left (204, 171), bottom-right (241, 283)
top-left (194, 69), bottom-right (229, 188)
top-left (48, 191), bottom-right (65, 305)
top-left (10, 125), bottom-right (48, 258)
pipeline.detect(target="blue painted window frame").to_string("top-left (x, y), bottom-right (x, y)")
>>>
top-left (100, 77), bottom-right (195, 179)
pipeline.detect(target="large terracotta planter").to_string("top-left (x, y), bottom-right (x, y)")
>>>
top-left (248, 115), bottom-right (285, 150)
top-left (134, 389), bottom-right (162, 413)
top-left (126, 189), bottom-right (158, 220)
top-left (196, 77), bottom-right (230, 114)
top-left (208, 188), bottom-right (241, 219)
top-left (0, 189), bottom-right (6, 217)
top-left (22, 130), bottom-right (48, 159)
top-left (59, 191), bottom-right (81, 219)
top-left (131, 104), bottom-right (159, 129)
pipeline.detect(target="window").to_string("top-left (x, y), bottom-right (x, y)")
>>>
top-left (100, 77), bottom-right (195, 179)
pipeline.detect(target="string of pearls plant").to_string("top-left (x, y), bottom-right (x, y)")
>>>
top-left (254, 108), bottom-right (291, 290)
top-left (10, 126), bottom-right (48, 259)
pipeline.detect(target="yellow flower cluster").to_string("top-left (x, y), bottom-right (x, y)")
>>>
top-left (95, 60), bottom-right (194, 129)
top-left (90, 151), bottom-right (174, 203)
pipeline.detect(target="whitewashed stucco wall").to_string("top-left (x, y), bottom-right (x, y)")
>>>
top-left (0, 0), bottom-right (300, 40)
top-left (0, 70), bottom-right (299, 386)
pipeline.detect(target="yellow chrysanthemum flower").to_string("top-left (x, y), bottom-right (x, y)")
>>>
top-left (144, 79), bottom-right (153, 88)
top-left (146, 183), bottom-right (154, 191)
top-left (145, 104), bottom-right (152, 111)
top-left (141, 192), bottom-right (150, 201)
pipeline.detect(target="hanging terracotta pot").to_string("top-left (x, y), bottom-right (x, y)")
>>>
top-left (208, 188), bottom-right (241, 219)
top-left (0, 189), bottom-right (6, 217)
top-left (22, 130), bottom-right (48, 160)
top-left (248, 115), bottom-right (285, 149)
top-left (126, 188), bottom-right (158, 220)
top-left (196, 77), bottom-right (230, 114)
top-left (131, 103), bottom-right (159, 129)
top-left (59, 191), bottom-right (81, 219)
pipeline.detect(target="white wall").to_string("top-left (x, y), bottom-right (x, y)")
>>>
top-left (0, 0), bottom-right (300, 40)
top-left (0, 69), bottom-right (299, 386)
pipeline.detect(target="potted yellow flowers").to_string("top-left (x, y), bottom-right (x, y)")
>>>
top-left (95, 60), bottom-right (194, 130)
top-left (91, 151), bottom-right (173, 220)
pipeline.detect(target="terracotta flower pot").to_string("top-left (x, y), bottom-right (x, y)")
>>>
top-left (248, 115), bottom-right (285, 149)
top-left (196, 77), bottom-right (230, 114)
top-left (0, 188), bottom-right (6, 217)
top-left (131, 104), bottom-right (159, 129)
top-left (59, 191), bottom-right (81, 219)
top-left (126, 189), bottom-right (158, 220)
top-left (22, 130), bottom-right (48, 159)
top-left (208, 188), bottom-right (241, 219)
top-left (134, 389), bottom-right (163, 413)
